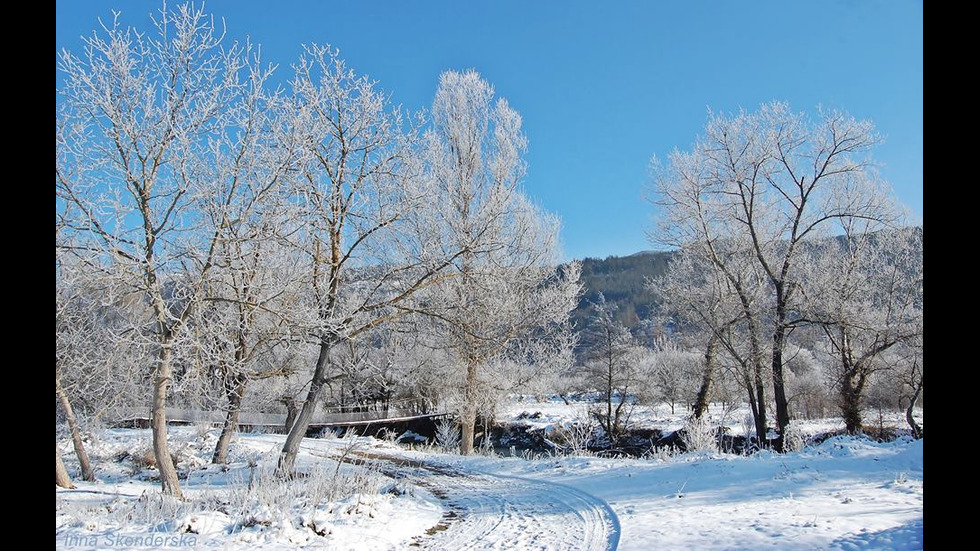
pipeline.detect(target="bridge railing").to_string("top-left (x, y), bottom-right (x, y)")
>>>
top-left (115, 406), bottom-right (442, 428)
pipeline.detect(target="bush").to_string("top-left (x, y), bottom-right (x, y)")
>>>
top-left (552, 411), bottom-right (597, 456)
top-left (435, 418), bottom-right (460, 453)
top-left (782, 422), bottom-right (807, 452)
top-left (682, 416), bottom-right (717, 454)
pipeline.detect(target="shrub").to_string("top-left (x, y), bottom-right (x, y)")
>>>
top-left (682, 416), bottom-right (717, 454)
top-left (435, 418), bottom-right (460, 453)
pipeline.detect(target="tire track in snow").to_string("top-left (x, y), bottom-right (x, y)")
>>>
top-left (464, 469), bottom-right (622, 551)
top-left (352, 452), bottom-right (619, 551)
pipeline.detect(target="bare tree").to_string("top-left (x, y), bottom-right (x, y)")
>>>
top-left (805, 226), bottom-right (922, 433)
top-left (898, 340), bottom-right (923, 439)
top-left (56, 444), bottom-right (75, 489)
top-left (651, 249), bottom-right (771, 440)
top-left (648, 340), bottom-right (700, 415)
top-left (418, 70), bottom-right (580, 454)
top-left (56, 263), bottom-right (101, 482)
top-left (579, 295), bottom-right (641, 444)
top-left (57, 4), bottom-right (286, 496)
top-left (651, 102), bottom-right (903, 449)
top-left (274, 46), bottom-right (472, 475)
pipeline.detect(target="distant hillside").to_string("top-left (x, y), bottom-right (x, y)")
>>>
top-left (570, 250), bottom-right (673, 330)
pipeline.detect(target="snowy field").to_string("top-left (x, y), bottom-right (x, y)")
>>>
top-left (56, 402), bottom-right (923, 550)
top-left (452, 437), bottom-right (923, 550)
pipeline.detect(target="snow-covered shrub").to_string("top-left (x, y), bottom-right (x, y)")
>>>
top-left (646, 441), bottom-right (677, 462)
top-left (194, 421), bottom-right (214, 441)
top-left (317, 427), bottom-right (341, 439)
top-left (682, 415), bottom-right (717, 454)
top-left (519, 448), bottom-right (545, 461)
top-left (553, 411), bottom-right (597, 456)
top-left (782, 421), bottom-right (806, 453)
top-left (63, 491), bottom-right (192, 530)
top-left (378, 428), bottom-right (400, 443)
top-left (128, 445), bottom-right (159, 474)
top-left (741, 413), bottom-right (754, 438)
top-left (435, 418), bottom-right (460, 453)
top-left (479, 430), bottom-right (496, 456)
top-left (225, 458), bottom-right (384, 528)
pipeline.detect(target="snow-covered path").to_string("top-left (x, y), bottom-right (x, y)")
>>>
top-left (352, 451), bottom-right (620, 551)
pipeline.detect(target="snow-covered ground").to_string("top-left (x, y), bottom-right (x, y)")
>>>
top-left (449, 437), bottom-right (922, 550)
top-left (56, 428), bottom-right (445, 550)
top-left (56, 402), bottom-right (923, 550)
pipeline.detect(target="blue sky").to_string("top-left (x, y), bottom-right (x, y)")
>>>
top-left (56, 0), bottom-right (923, 261)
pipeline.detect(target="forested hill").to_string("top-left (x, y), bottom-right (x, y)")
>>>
top-left (570, 250), bottom-right (673, 329)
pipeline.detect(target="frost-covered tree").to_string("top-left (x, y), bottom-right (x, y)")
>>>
top-left (418, 70), bottom-right (580, 454)
top-left (180, 66), bottom-right (306, 465)
top-left (274, 47), bottom-right (474, 475)
top-left (57, 4), bottom-right (293, 497)
top-left (648, 341), bottom-right (701, 415)
top-left (56, 257), bottom-right (153, 426)
top-left (780, 341), bottom-right (831, 420)
top-left (895, 338), bottom-right (923, 438)
top-left (56, 347), bottom-right (91, 482)
top-left (56, 444), bottom-right (75, 489)
top-left (55, 267), bottom-right (100, 482)
top-left (651, 102), bottom-right (904, 449)
top-left (193, 238), bottom-right (306, 464)
top-left (651, 249), bottom-right (771, 439)
top-left (805, 226), bottom-right (922, 433)
top-left (579, 294), bottom-right (642, 443)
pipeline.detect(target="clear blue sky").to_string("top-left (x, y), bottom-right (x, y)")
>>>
top-left (56, 0), bottom-right (923, 261)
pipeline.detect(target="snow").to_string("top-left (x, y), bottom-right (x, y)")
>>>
top-left (480, 398), bottom-right (924, 549)
top-left (56, 404), bottom-right (923, 550)
top-left (56, 429), bottom-right (444, 550)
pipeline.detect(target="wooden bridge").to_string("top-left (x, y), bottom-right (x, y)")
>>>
top-left (115, 406), bottom-right (451, 438)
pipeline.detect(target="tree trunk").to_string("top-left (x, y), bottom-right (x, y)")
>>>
top-left (152, 343), bottom-right (183, 499)
top-left (277, 339), bottom-right (331, 476)
top-left (282, 396), bottom-right (299, 434)
top-left (839, 370), bottom-right (864, 434)
top-left (770, 333), bottom-right (790, 450)
top-left (212, 374), bottom-right (248, 464)
top-left (614, 395), bottom-right (626, 439)
top-left (56, 383), bottom-right (95, 481)
top-left (605, 334), bottom-right (616, 441)
top-left (460, 358), bottom-right (478, 455)
top-left (753, 360), bottom-right (768, 446)
top-left (56, 443), bottom-right (75, 489)
top-left (743, 310), bottom-right (768, 446)
top-left (744, 377), bottom-right (761, 443)
top-left (692, 338), bottom-right (717, 419)
top-left (770, 293), bottom-right (791, 451)
top-left (905, 374), bottom-right (922, 439)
